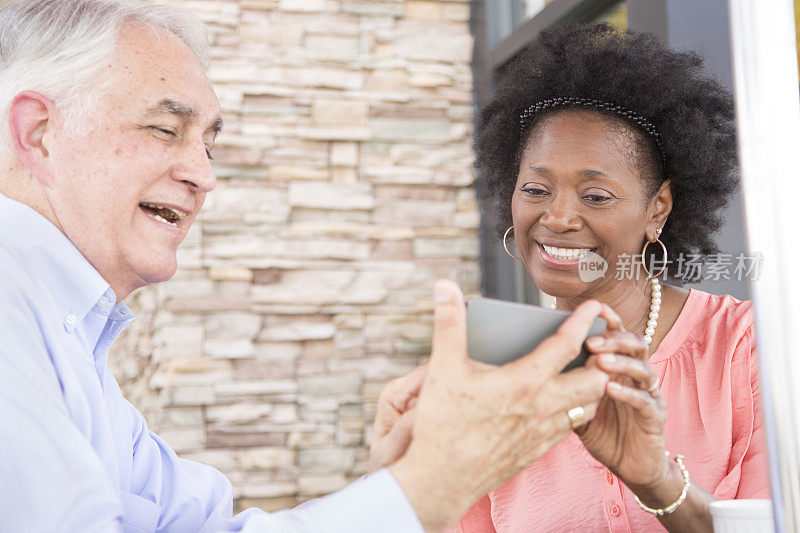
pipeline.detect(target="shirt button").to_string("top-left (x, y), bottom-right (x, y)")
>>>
top-left (65, 314), bottom-right (77, 325)
top-left (97, 296), bottom-right (111, 308)
top-left (610, 503), bottom-right (621, 517)
top-left (606, 472), bottom-right (615, 484)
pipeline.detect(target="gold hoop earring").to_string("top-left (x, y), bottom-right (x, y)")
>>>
top-left (641, 237), bottom-right (668, 279)
top-left (503, 226), bottom-right (522, 261)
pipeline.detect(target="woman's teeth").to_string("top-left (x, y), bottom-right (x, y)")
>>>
top-left (542, 245), bottom-right (591, 261)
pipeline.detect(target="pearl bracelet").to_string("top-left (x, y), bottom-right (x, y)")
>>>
top-left (634, 451), bottom-right (692, 517)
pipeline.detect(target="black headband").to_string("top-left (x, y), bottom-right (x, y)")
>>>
top-left (519, 97), bottom-right (665, 165)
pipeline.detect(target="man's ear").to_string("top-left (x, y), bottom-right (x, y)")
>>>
top-left (8, 91), bottom-right (58, 187)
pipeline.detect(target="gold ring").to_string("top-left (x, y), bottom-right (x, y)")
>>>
top-left (645, 380), bottom-right (659, 393)
top-left (567, 406), bottom-right (586, 429)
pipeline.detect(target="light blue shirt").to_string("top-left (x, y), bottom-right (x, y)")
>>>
top-left (0, 193), bottom-right (423, 533)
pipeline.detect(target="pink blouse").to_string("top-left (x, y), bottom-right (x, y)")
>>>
top-left (455, 289), bottom-right (770, 532)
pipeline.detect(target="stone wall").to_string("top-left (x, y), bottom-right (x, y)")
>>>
top-left (109, 0), bottom-right (478, 512)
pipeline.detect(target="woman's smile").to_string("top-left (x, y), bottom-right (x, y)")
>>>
top-left (537, 241), bottom-right (596, 268)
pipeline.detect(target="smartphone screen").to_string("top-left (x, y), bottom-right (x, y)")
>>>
top-left (466, 297), bottom-right (607, 372)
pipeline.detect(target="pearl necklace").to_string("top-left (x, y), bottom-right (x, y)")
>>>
top-left (642, 277), bottom-right (661, 347)
top-left (550, 277), bottom-right (662, 349)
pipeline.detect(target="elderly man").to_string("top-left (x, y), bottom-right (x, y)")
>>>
top-left (0, 0), bottom-right (611, 531)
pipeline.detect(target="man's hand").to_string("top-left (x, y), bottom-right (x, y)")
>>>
top-left (368, 365), bottom-right (427, 472)
top-left (388, 280), bottom-right (610, 532)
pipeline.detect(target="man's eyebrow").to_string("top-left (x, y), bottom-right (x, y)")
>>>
top-left (209, 117), bottom-right (223, 138)
top-left (146, 98), bottom-right (197, 119)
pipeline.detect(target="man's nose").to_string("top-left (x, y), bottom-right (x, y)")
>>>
top-left (171, 141), bottom-right (217, 193)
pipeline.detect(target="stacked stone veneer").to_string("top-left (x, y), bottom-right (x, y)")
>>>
top-left (109, 0), bottom-right (478, 512)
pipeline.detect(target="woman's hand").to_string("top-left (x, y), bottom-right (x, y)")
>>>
top-left (576, 304), bottom-right (670, 490)
top-left (368, 365), bottom-right (427, 472)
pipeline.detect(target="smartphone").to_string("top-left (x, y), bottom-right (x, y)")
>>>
top-left (466, 297), bottom-right (607, 372)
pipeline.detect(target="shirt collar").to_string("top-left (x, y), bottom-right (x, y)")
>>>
top-left (0, 192), bottom-right (135, 331)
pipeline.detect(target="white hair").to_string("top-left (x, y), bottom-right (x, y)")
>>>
top-left (0, 0), bottom-right (210, 144)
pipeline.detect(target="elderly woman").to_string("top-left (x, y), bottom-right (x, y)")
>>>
top-left (455, 24), bottom-right (769, 532)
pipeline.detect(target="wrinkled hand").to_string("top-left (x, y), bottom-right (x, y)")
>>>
top-left (389, 280), bottom-right (610, 533)
top-left (577, 304), bottom-right (669, 490)
top-left (368, 365), bottom-right (427, 472)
